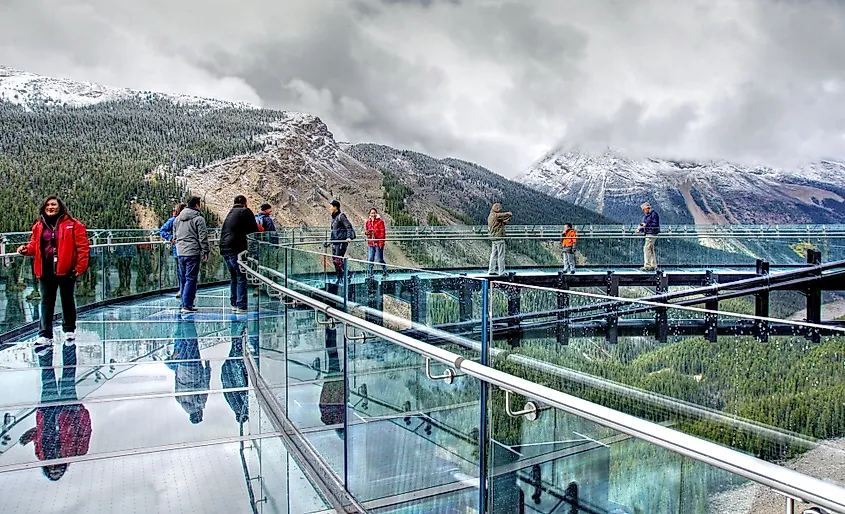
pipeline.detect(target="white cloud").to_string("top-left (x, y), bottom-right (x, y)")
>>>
top-left (2, 0), bottom-right (844, 176)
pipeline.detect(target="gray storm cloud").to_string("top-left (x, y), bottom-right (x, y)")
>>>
top-left (1, 0), bottom-right (844, 175)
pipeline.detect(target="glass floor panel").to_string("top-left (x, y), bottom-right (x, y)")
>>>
top-left (1, 438), bottom-right (333, 514)
top-left (0, 287), bottom-right (334, 514)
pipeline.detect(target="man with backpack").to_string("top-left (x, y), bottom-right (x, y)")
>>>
top-left (255, 203), bottom-right (278, 244)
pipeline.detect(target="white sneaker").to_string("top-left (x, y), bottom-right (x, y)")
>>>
top-left (65, 332), bottom-right (76, 342)
top-left (35, 336), bottom-right (54, 346)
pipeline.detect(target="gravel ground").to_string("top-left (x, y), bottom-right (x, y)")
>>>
top-left (707, 439), bottom-right (845, 514)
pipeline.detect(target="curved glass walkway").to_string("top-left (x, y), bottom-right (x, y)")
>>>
top-left (3, 225), bottom-right (845, 513)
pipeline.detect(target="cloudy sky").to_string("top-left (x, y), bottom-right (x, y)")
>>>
top-left (2, 0), bottom-right (844, 176)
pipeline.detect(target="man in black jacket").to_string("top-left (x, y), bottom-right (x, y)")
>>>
top-left (329, 200), bottom-right (354, 281)
top-left (220, 195), bottom-right (258, 313)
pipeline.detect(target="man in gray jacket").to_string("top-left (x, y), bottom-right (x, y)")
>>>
top-left (488, 203), bottom-right (513, 275)
top-left (173, 196), bottom-right (209, 313)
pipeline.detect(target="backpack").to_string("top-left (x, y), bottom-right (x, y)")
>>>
top-left (255, 214), bottom-right (265, 233)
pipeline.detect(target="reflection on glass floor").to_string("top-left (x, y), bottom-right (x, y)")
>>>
top-left (0, 287), bottom-right (332, 514)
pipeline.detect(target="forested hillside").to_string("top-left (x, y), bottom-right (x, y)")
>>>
top-left (0, 98), bottom-right (284, 231)
top-left (347, 144), bottom-right (616, 226)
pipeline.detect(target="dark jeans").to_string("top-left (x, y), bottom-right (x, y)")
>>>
top-left (331, 243), bottom-right (348, 279)
top-left (178, 256), bottom-right (202, 309)
top-left (175, 257), bottom-right (185, 291)
top-left (367, 245), bottom-right (387, 274)
top-left (223, 253), bottom-right (247, 310)
top-left (39, 273), bottom-right (77, 339)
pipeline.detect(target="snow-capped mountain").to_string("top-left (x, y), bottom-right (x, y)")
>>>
top-left (0, 66), bottom-right (257, 109)
top-left (521, 149), bottom-right (845, 225)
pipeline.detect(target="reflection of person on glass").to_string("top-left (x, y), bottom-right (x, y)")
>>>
top-left (167, 319), bottom-right (211, 424)
top-left (319, 326), bottom-right (344, 438)
top-left (222, 322), bottom-right (249, 423)
top-left (19, 343), bottom-right (92, 481)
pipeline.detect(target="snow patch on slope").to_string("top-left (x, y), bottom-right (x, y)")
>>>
top-left (522, 148), bottom-right (845, 224)
top-left (0, 66), bottom-right (259, 110)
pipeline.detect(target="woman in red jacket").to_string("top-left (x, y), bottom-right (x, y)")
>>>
top-left (17, 196), bottom-right (90, 346)
top-left (365, 208), bottom-right (388, 278)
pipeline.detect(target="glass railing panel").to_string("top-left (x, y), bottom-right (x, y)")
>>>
top-left (0, 253), bottom-right (37, 334)
top-left (487, 393), bottom-right (747, 513)
top-left (287, 243), bottom-right (336, 300)
top-left (102, 242), bottom-right (162, 299)
top-left (342, 255), bottom-right (485, 363)
top-left (0, 249), bottom-right (108, 336)
top-left (199, 245), bottom-right (227, 285)
top-left (489, 280), bottom-right (845, 489)
top-left (346, 331), bottom-right (482, 509)
top-left (253, 435), bottom-right (335, 514)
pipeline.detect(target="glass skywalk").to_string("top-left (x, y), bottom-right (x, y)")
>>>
top-left (3, 224), bottom-right (845, 513)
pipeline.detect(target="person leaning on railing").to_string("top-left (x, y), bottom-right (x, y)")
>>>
top-left (17, 195), bottom-right (90, 347)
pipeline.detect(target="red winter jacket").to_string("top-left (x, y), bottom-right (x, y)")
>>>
top-left (365, 217), bottom-right (386, 248)
top-left (24, 215), bottom-right (90, 278)
top-left (32, 406), bottom-right (92, 460)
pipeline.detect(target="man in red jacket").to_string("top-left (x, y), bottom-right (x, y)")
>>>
top-left (365, 208), bottom-right (388, 278)
top-left (17, 196), bottom-right (90, 345)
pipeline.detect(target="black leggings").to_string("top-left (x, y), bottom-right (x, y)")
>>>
top-left (39, 274), bottom-right (77, 339)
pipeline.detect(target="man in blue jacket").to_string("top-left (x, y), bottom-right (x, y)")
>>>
top-left (637, 202), bottom-right (660, 271)
top-left (159, 203), bottom-right (186, 298)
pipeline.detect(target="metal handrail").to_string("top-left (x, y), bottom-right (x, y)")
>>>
top-left (1, 237), bottom-right (221, 259)
top-left (247, 257), bottom-right (835, 452)
top-left (237, 251), bottom-right (845, 513)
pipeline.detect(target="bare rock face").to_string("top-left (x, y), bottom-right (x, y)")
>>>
top-left (184, 113), bottom-right (384, 227)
